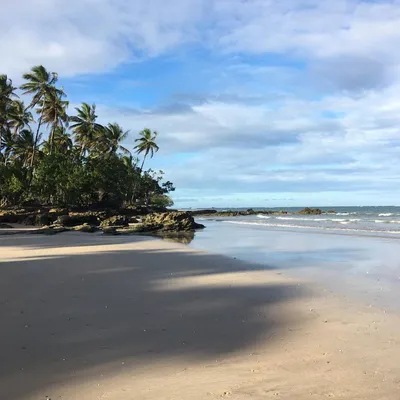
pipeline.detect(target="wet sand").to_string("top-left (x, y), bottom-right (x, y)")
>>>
top-left (1, 232), bottom-right (400, 399)
top-left (190, 221), bottom-right (400, 312)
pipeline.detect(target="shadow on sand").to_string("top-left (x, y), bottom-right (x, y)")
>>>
top-left (0, 234), bottom-right (310, 399)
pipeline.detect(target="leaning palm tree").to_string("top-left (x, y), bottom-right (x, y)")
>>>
top-left (20, 65), bottom-right (63, 166)
top-left (134, 128), bottom-right (159, 171)
top-left (38, 87), bottom-right (69, 153)
top-left (102, 123), bottom-right (130, 155)
top-left (8, 100), bottom-right (33, 136)
top-left (70, 103), bottom-right (103, 156)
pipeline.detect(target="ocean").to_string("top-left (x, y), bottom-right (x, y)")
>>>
top-left (196, 206), bottom-right (400, 237)
top-left (188, 206), bottom-right (400, 312)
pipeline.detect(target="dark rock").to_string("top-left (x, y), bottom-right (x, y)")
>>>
top-left (72, 224), bottom-right (99, 233)
top-left (188, 209), bottom-right (217, 216)
top-left (298, 208), bottom-right (322, 215)
top-left (0, 212), bottom-right (31, 224)
top-left (100, 215), bottom-right (129, 228)
top-left (56, 214), bottom-right (100, 227)
top-left (36, 225), bottom-right (69, 235)
top-left (118, 223), bottom-right (163, 233)
top-left (22, 214), bottom-right (36, 225)
top-left (48, 208), bottom-right (69, 216)
top-left (35, 213), bottom-right (52, 226)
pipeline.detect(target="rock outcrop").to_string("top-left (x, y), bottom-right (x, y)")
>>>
top-left (72, 224), bottom-right (99, 233)
top-left (298, 208), bottom-right (322, 215)
top-left (143, 212), bottom-right (205, 232)
top-left (100, 215), bottom-right (129, 228)
top-left (56, 214), bottom-right (100, 227)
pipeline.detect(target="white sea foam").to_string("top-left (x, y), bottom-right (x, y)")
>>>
top-left (256, 214), bottom-right (270, 219)
top-left (379, 213), bottom-right (393, 217)
top-left (276, 216), bottom-right (331, 221)
top-left (222, 220), bottom-right (400, 235)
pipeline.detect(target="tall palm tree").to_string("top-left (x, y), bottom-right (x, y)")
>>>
top-left (102, 123), bottom-right (130, 155)
top-left (20, 65), bottom-right (62, 166)
top-left (38, 87), bottom-right (69, 153)
top-left (8, 100), bottom-right (33, 136)
top-left (70, 103), bottom-right (103, 156)
top-left (134, 128), bottom-right (159, 171)
top-left (0, 75), bottom-right (17, 159)
top-left (13, 129), bottom-right (41, 167)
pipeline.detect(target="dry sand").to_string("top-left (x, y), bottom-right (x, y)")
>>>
top-left (0, 232), bottom-right (400, 399)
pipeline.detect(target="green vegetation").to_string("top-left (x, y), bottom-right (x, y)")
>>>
top-left (0, 65), bottom-right (174, 208)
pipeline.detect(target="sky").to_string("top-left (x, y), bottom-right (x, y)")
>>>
top-left (2, 0), bottom-right (400, 208)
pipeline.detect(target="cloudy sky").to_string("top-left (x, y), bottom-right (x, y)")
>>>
top-left (2, 0), bottom-right (400, 208)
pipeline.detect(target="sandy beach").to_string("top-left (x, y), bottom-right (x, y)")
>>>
top-left (1, 232), bottom-right (400, 399)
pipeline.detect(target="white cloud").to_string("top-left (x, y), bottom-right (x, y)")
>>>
top-left (92, 77), bottom-right (400, 202)
top-left (0, 0), bottom-right (205, 76)
top-left (3, 0), bottom-right (400, 84)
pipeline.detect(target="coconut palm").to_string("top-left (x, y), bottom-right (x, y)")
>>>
top-left (8, 100), bottom-right (33, 136)
top-left (42, 127), bottom-right (72, 154)
top-left (0, 129), bottom-right (15, 164)
top-left (20, 65), bottom-right (63, 166)
top-left (101, 123), bottom-right (130, 155)
top-left (0, 75), bottom-right (17, 157)
top-left (13, 129), bottom-right (41, 167)
top-left (134, 128), bottom-right (159, 171)
top-left (20, 65), bottom-right (59, 108)
top-left (38, 87), bottom-right (69, 152)
top-left (70, 103), bottom-right (103, 156)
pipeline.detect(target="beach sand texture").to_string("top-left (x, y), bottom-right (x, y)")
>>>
top-left (1, 232), bottom-right (400, 399)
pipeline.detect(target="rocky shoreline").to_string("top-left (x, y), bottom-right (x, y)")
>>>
top-left (188, 207), bottom-right (330, 217)
top-left (0, 207), bottom-right (332, 240)
top-left (0, 208), bottom-right (205, 239)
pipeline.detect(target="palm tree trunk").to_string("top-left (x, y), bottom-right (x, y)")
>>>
top-left (140, 153), bottom-right (147, 172)
top-left (30, 115), bottom-right (42, 168)
top-left (28, 114), bottom-right (42, 189)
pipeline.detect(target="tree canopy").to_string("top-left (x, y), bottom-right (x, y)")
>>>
top-left (0, 65), bottom-right (174, 209)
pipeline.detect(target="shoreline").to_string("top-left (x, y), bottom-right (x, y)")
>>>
top-left (215, 219), bottom-right (400, 240)
top-left (1, 232), bottom-right (400, 399)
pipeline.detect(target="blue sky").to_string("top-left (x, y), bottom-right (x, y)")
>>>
top-left (2, 0), bottom-right (400, 208)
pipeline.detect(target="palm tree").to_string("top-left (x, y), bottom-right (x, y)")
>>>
top-left (20, 65), bottom-right (62, 166)
top-left (42, 127), bottom-right (72, 154)
top-left (0, 74), bottom-right (17, 110)
top-left (134, 128), bottom-right (159, 171)
top-left (102, 123), bottom-right (130, 155)
top-left (70, 103), bottom-right (103, 156)
top-left (0, 75), bottom-right (17, 159)
top-left (13, 129), bottom-right (41, 167)
top-left (38, 87), bottom-right (69, 153)
top-left (0, 129), bottom-right (15, 164)
top-left (8, 100), bottom-right (33, 136)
